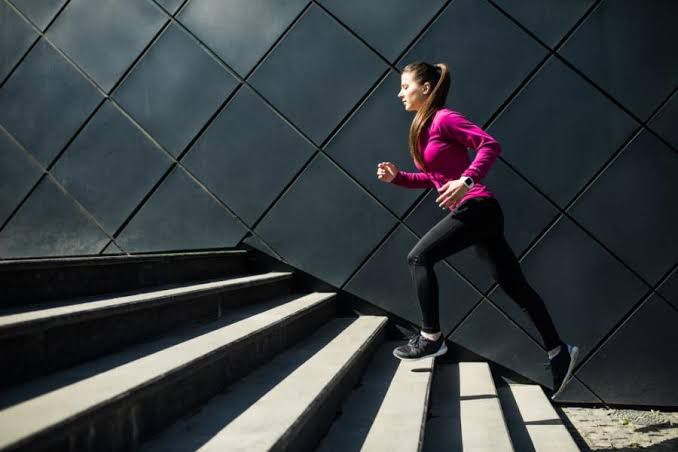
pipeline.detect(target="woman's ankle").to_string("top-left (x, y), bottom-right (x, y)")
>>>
top-left (421, 330), bottom-right (442, 341)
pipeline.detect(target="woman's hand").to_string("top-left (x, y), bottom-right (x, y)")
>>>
top-left (436, 178), bottom-right (469, 209)
top-left (377, 162), bottom-right (398, 183)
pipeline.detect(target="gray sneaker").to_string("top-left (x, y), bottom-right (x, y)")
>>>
top-left (393, 332), bottom-right (448, 361)
top-left (546, 343), bottom-right (580, 400)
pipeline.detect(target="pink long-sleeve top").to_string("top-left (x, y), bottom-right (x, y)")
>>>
top-left (391, 107), bottom-right (501, 209)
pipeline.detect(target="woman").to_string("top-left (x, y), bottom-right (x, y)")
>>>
top-left (376, 62), bottom-right (578, 399)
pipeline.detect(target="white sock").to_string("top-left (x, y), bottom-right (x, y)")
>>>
top-left (421, 331), bottom-right (441, 341)
top-left (548, 345), bottom-right (562, 359)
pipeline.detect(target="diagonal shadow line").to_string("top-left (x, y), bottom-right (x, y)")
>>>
top-left (252, 0), bottom-right (676, 406)
top-left (336, 3), bottom-right (599, 300)
top-left (0, 1), bottom-right (662, 421)
top-left (634, 422), bottom-right (677, 434)
top-left (478, 0), bottom-right (678, 328)
top-left (524, 419), bottom-right (568, 426)
top-left (463, 115), bottom-right (678, 393)
top-left (482, 129), bottom-right (678, 315)
top-left (495, 383), bottom-right (537, 452)
top-left (442, 295), bottom-right (603, 405)
top-left (139, 317), bottom-right (355, 451)
top-left (0, 293), bottom-right (319, 410)
top-left (459, 394), bottom-right (499, 401)
top-left (112, 1), bottom-right (463, 264)
top-left (2, 1), bottom-right (674, 412)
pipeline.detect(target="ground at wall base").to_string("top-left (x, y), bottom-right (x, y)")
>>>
top-left (557, 406), bottom-right (678, 451)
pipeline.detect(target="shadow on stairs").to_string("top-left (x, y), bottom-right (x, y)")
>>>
top-left (0, 249), bottom-right (580, 451)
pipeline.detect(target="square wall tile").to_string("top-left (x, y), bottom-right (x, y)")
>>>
top-left (51, 101), bottom-right (172, 235)
top-left (0, 38), bottom-right (102, 166)
top-left (116, 166), bottom-right (246, 252)
top-left (0, 177), bottom-right (109, 258)
top-left (399, 0), bottom-right (547, 124)
top-left (560, 1), bottom-right (678, 120)
top-left (182, 86), bottom-right (314, 227)
top-left (113, 22), bottom-right (238, 156)
top-left (249, 4), bottom-right (386, 145)
top-left (491, 56), bottom-right (637, 208)
top-left (46, 0), bottom-right (167, 92)
top-left (487, 215), bottom-right (648, 360)
top-left (178, 0), bottom-right (307, 76)
top-left (254, 152), bottom-right (396, 287)
top-left (576, 295), bottom-right (678, 406)
top-left (569, 130), bottom-right (678, 285)
top-left (324, 70), bottom-right (424, 218)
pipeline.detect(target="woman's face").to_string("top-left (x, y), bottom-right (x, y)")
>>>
top-left (398, 71), bottom-right (431, 112)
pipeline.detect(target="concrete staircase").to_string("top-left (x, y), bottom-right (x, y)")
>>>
top-left (0, 250), bottom-right (580, 451)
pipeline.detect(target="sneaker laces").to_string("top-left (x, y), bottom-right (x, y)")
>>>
top-left (406, 332), bottom-right (421, 348)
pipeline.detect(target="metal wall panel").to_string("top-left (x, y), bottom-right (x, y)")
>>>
top-left (1, 0), bottom-right (676, 406)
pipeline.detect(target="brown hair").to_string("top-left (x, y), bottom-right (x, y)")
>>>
top-left (402, 62), bottom-right (450, 172)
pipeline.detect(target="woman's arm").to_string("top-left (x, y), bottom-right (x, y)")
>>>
top-left (438, 110), bottom-right (501, 182)
top-left (391, 170), bottom-right (436, 189)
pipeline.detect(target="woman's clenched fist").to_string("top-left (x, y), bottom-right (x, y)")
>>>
top-left (377, 162), bottom-right (398, 183)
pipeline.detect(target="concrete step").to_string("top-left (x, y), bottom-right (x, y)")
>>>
top-left (315, 340), bottom-right (435, 452)
top-left (424, 361), bottom-right (514, 452)
top-left (459, 362), bottom-right (514, 451)
top-left (0, 271), bottom-right (295, 387)
top-left (0, 250), bottom-right (251, 307)
top-left (140, 316), bottom-right (388, 452)
top-left (0, 291), bottom-right (337, 452)
top-left (498, 383), bottom-right (580, 451)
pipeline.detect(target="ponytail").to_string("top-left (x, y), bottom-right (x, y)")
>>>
top-left (403, 62), bottom-right (451, 172)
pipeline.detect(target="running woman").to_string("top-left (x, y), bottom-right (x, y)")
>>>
top-left (376, 61), bottom-right (579, 399)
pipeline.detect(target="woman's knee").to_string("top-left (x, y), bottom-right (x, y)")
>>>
top-left (407, 249), bottom-right (430, 266)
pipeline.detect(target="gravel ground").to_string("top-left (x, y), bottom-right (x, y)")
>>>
top-left (556, 406), bottom-right (678, 451)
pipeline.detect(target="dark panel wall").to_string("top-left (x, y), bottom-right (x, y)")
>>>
top-left (0, 0), bottom-right (676, 407)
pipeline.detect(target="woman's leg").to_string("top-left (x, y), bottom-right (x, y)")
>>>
top-left (407, 201), bottom-right (489, 334)
top-left (473, 202), bottom-right (564, 351)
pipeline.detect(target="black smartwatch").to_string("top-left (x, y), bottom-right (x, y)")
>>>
top-left (461, 176), bottom-right (474, 189)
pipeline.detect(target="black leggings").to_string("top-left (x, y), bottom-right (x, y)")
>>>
top-left (408, 196), bottom-right (563, 351)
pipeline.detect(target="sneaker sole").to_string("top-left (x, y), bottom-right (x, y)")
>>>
top-left (392, 341), bottom-right (448, 361)
top-left (551, 345), bottom-right (579, 400)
